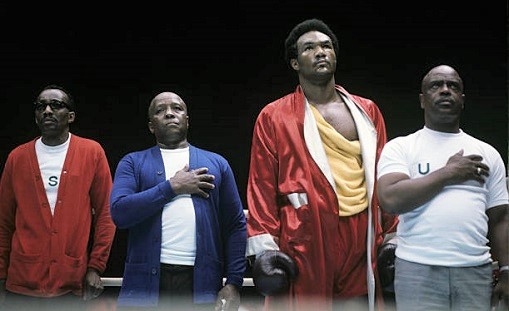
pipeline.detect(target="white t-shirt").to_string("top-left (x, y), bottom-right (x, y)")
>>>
top-left (35, 134), bottom-right (71, 216)
top-left (377, 126), bottom-right (509, 267)
top-left (160, 147), bottom-right (196, 266)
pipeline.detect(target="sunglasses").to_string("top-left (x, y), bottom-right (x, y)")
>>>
top-left (34, 100), bottom-right (70, 112)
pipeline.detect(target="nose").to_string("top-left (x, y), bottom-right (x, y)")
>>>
top-left (315, 45), bottom-right (326, 55)
top-left (42, 104), bottom-right (54, 114)
top-left (164, 107), bottom-right (175, 118)
top-left (439, 84), bottom-right (451, 93)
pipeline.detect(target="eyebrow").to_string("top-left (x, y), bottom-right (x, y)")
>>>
top-left (301, 38), bottom-right (331, 45)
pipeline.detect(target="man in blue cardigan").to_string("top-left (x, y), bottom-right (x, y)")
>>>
top-left (110, 91), bottom-right (247, 310)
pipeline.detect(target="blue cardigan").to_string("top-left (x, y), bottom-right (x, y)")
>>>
top-left (110, 144), bottom-right (247, 307)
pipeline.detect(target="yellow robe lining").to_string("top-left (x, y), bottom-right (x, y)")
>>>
top-left (310, 105), bottom-right (368, 216)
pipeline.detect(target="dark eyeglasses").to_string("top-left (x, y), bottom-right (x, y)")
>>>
top-left (34, 100), bottom-right (70, 112)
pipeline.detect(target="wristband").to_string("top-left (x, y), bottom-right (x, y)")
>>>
top-left (499, 265), bottom-right (509, 273)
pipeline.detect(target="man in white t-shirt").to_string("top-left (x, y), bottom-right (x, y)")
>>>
top-left (377, 65), bottom-right (508, 311)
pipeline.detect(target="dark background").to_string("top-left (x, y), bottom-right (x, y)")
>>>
top-left (0, 1), bottom-right (507, 277)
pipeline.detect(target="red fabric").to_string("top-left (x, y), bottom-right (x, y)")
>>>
top-left (247, 85), bottom-right (398, 310)
top-left (0, 135), bottom-right (115, 297)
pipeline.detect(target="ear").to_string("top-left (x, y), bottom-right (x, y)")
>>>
top-left (186, 116), bottom-right (189, 129)
top-left (68, 111), bottom-right (76, 123)
top-left (419, 94), bottom-right (425, 109)
top-left (290, 58), bottom-right (299, 71)
top-left (461, 94), bottom-right (465, 109)
top-left (148, 121), bottom-right (155, 134)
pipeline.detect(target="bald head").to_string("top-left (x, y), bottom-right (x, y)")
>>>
top-left (419, 64), bottom-right (465, 133)
top-left (148, 92), bottom-right (187, 117)
top-left (147, 91), bottom-right (189, 149)
top-left (421, 65), bottom-right (463, 93)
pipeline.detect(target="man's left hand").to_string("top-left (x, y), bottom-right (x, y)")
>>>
top-left (83, 268), bottom-right (104, 301)
top-left (492, 271), bottom-right (509, 310)
top-left (214, 284), bottom-right (240, 311)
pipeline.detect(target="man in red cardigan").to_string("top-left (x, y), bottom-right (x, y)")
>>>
top-left (0, 85), bottom-right (116, 311)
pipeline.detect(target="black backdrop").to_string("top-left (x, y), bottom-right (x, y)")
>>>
top-left (0, 2), bottom-right (507, 277)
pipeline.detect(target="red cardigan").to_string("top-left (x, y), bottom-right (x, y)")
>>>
top-left (0, 134), bottom-right (115, 297)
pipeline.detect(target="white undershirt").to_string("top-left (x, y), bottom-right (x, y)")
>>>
top-left (35, 133), bottom-right (71, 216)
top-left (160, 147), bottom-right (196, 265)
